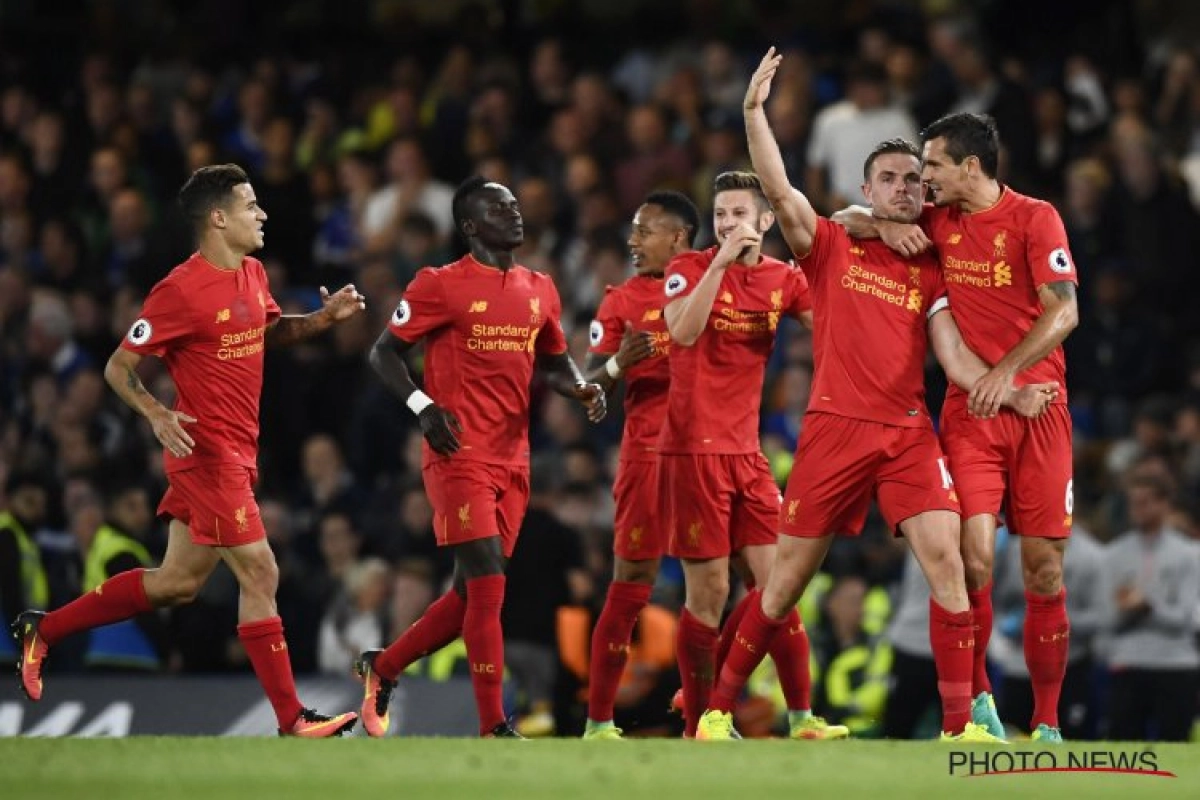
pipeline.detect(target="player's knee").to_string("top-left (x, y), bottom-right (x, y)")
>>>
top-left (614, 559), bottom-right (657, 585)
top-left (159, 571), bottom-right (207, 605)
top-left (961, 550), bottom-right (993, 589)
top-left (1022, 557), bottom-right (1062, 594)
top-left (240, 557), bottom-right (280, 595)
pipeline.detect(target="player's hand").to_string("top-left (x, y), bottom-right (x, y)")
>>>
top-left (714, 223), bottom-right (761, 268)
top-left (878, 220), bottom-right (932, 257)
top-left (744, 47), bottom-right (783, 111)
top-left (148, 407), bottom-right (197, 458)
top-left (968, 367), bottom-right (1017, 419)
top-left (320, 284), bottom-right (367, 321)
top-left (418, 404), bottom-right (463, 456)
top-left (616, 321), bottom-right (655, 369)
top-left (573, 381), bottom-right (607, 423)
top-left (1005, 382), bottom-right (1059, 418)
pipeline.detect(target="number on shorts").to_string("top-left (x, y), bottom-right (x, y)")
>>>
top-left (937, 458), bottom-right (953, 490)
top-left (1064, 479), bottom-right (1074, 515)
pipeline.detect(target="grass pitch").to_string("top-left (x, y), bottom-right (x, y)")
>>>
top-left (1, 738), bottom-right (1195, 800)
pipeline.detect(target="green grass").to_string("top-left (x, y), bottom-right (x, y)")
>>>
top-left (0, 739), bottom-right (1195, 800)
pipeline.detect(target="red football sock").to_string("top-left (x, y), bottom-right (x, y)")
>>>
top-left (967, 582), bottom-right (993, 695)
top-left (1024, 588), bottom-right (1069, 730)
top-left (714, 590), bottom-right (754, 679)
top-left (238, 616), bottom-right (304, 729)
top-left (770, 608), bottom-right (811, 711)
top-left (587, 581), bottom-right (652, 722)
top-left (375, 588), bottom-right (466, 680)
top-left (676, 607), bottom-right (719, 736)
top-left (929, 598), bottom-right (975, 734)
top-left (39, 569), bottom-right (151, 645)
top-left (709, 593), bottom-right (783, 713)
top-left (463, 575), bottom-right (507, 734)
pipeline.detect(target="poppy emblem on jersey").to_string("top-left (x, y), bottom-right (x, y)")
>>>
top-left (589, 319), bottom-right (604, 346)
top-left (127, 319), bottom-right (153, 345)
top-left (665, 274), bottom-right (688, 297)
top-left (392, 300), bottom-right (412, 326)
top-left (1049, 247), bottom-right (1072, 274)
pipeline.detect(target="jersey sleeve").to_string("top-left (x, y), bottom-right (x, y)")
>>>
top-left (121, 282), bottom-right (194, 357)
top-left (588, 288), bottom-right (625, 356)
top-left (925, 262), bottom-right (949, 318)
top-left (663, 251), bottom-right (708, 303)
top-left (786, 262), bottom-right (813, 317)
top-left (793, 216), bottom-right (841, 282)
top-left (1024, 202), bottom-right (1078, 287)
top-left (388, 267), bottom-right (451, 343)
top-left (251, 259), bottom-right (282, 324)
top-left (535, 279), bottom-right (568, 355)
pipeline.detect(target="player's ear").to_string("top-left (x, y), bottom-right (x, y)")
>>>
top-left (211, 207), bottom-right (226, 229)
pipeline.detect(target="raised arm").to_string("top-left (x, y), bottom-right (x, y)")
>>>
top-left (744, 48), bottom-right (817, 256)
top-left (927, 305), bottom-right (1058, 418)
top-left (104, 348), bottom-right (196, 458)
top-left (967, 281), bottom-right (1078, 418)
top-left (665, 230), bottom-right (758, 346)
top-left (265, 284), bottom-right (366, 348)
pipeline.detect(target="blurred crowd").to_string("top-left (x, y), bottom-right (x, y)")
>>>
top-left (1, 0), bottom-right (1199, 739)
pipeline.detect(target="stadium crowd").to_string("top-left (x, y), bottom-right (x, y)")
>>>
top-left (1, 0), bottom-right (1198, 739)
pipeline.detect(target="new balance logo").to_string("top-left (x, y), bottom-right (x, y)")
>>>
top-left (947, 233), bottom-right (962, 245)
top-left (468, 300), bottom-right (488, 313)
top-left (215, 308), bottom-right (231, 323)
top-left (642, 309), bottom-right (662, 321)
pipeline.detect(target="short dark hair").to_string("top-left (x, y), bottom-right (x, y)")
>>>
top-left (452, 175), bottom-right (491, 234)
top-left (713, 171), bottom-right (770, 213)
top-left (177, 164), bottom-right (250, 233)
top-left (644, 190), bottom-right (700, 246)
top-left (862, 138), bottom-right (921, 182)
top-left (920, 112), bottom-right (1000, 178)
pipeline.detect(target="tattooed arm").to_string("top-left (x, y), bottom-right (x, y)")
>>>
top-left (265, 284), bottom-right (366, 348)
top-left (104, 348), bottom-right (196, 457)
top-left (968, 281), bottom-right (1079, 418)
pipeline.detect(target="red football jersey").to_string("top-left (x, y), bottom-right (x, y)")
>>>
top-left (799, 217), bottom-right (946, 428)
top-left (659, 247), bottom-right (812, 454)
top-left (922, 187), bottom-right (1076, 403)
top-left (120, 253), bottom-right (282, 474)
top-left (388, 255), bottom-right (568, 467)
top-left (589, 275), bottom-right (671, 462)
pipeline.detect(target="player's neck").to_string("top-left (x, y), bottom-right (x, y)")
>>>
top-left (469, 245), bottom-right (515, 271)
top-left (960, 180), bottom-right (1004, 214)
top-left (198, 239), bottom-right (245, 271)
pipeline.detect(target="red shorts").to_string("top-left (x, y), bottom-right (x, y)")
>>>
top-left (424, 460), bottom-right (530, 557)
top-left (159, 465), bottom-right (265, 547)
top-left (660, 452), bottom-right (781, 560)
top-left (613, 459), bottom-right (666, 561)
top-left (939, 397), bottom-right (1073, 539)
top-left (781, 413), bottom-right (960, 538)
